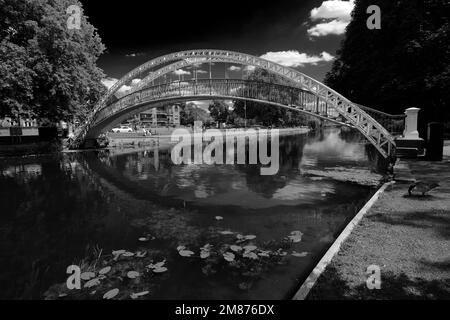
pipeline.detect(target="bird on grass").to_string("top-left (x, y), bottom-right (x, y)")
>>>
top-left (408, 181), bottom-right (440, 196)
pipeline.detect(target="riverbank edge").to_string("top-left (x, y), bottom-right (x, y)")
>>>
top-left (291, 181), bottom-right (394, 300)
top-left (63, 127), bottom-right (311, 153)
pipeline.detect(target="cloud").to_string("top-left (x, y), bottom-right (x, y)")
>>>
top-left (196, 70), bottom-right (208, 74)
top-left (260, 50), bottom-right (334, 67)
top-left (310, 0), bottom-right (354, 21)
top-left (228, 65), bottom-right (242, 72)
top-left (125, 52), bottom-right (145, 58)
top-left (307, 19), bottom-right (350, 37)
top-left (101, 77), bottom-right (138, 95)
top-left (174, 69), bottom-right (191, 76)
top-left (307, 0), bottom-right (355, 37)
top-left (244, 65), bottom-right (256, 72)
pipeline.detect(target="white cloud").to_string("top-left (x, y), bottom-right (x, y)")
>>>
top-left (125, 52), bottom-right (145, 58)
top-left (308, 0), bottom-right (355, 37)
top-left (310, 0), bottom-right (354, 21)
top-left (307, 19), bottom-right (350, 37)
top-left (101, 77), bottom-right (118, 90)
top-left (131, 78), bottom-right (142, 86)
top-left (244, 65), bottom-right (256, 72)
top-left (228, 65), bottom-right (242, 72)
top-left (260, 50), bottom-right (334, 67)
top-left (174, 69), bottom-right (191, 76)
top-left (101, 77), bottom-right (134, 95)
top-left (196, 70), bottom-right (208, 74)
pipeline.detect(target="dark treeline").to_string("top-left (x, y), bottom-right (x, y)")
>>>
top-left (325, 0), bottom-right (449, 134)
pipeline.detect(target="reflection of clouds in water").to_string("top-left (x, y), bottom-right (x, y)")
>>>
top-left (273, 180), bottom-right (335, 201)
top-left (303, 131), bottom-right (366, 161)
top-left (300, 155), bottom-right (318, 168)
top-left (194, 184), bottom-right (210, 199)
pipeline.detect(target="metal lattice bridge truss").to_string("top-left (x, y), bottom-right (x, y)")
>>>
top-left (71, 49), bottom-right (397, 158)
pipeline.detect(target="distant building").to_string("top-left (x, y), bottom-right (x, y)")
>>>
top-left (139, 104), bottom-right (181, 127)
top-left (0, 117), bottom-right (38, 128)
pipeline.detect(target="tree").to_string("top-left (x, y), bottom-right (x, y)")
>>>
top-left (325, 0), bottom-right (450, 132)
top-left (233, 68), bottom-right (309, 127)
top-left (208, 100), bottom-right (229, 125)
top-left (180, 102), bottom-right (212, 126)
top-left (0, 0), bottom-right (106, 123)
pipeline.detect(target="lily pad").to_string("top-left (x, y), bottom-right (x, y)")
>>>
top-left (230, 245), bottom-right (242, 252)
top-left (177, 245), bottom-right (186, 251)
top-left (80, 272), bottom-right (95, 281)
top-left (135, 251), bottom-right (147, 258)
top-left (291, 251), bottom-right (309, 258)
top-left (84, 278), bottom-right (100, 288)
top-left (127, 271), bottom-right (140, 279)
top-left (243, 245), bottom-right (257, 252)
top-left (99, 266), bottom-right (111, 275)
top-left (215, 216), bottom-right (224, 221)
top-left (200, 251), bottom-right (210, 259)
top-left (223, 252), bottom-right (235, 262)
top-left (179, 250), bottom-right (195, 257)
top-left (243, 251), bottom-right (258, 260)
top-left (244, 235), bottom-right (257, 240)
top-left (219, 230), bottom-right (234, 235)
top-left (130, 291), bottom-right (150, 299)
top-left (153, 267), bottom-right (168, 273)
top-left (138, 237), bottom-right (149, 242)
top-left (288, 231), bottom-right (303, 243)
top-left (122, 252), bottom-right (135, 257)
top-left (103, 288), bottom-right (119, 300)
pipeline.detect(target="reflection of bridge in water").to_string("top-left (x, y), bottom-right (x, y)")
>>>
top-left (71, 50), bottom-right (401, 159)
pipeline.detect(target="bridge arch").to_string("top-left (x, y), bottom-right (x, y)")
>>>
top-left (72, 50), bottom-right (396, 159)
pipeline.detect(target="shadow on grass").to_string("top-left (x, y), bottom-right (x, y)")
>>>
top-left (368, 210), bottom-right (450, 240)
top-left (306, 265), bottom-right (450, 300)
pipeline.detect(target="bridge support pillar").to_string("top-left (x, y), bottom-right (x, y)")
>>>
top-left (395, 107), bottom-right (424, 158)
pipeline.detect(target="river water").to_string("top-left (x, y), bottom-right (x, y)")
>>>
top-left (0, 129), bottom-right (383, 299)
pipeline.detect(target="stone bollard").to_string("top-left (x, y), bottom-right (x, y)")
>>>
top-left (403, 107), bottom-right (421, 139)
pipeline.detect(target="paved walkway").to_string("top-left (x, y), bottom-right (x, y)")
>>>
top-left (307, 144), bottom-right (450, 299)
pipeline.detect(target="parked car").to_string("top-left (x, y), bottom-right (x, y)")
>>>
top-left (111, 125), bottom-right (133, 133)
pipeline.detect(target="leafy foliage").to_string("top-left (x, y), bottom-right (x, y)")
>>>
top-left (180, 102), bottom-right (213, 126)
top-left (325, 0), bottom-right (450, 130)
top-left (0, 0), bottom-right (106, 122)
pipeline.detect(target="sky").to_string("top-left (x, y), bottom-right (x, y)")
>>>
top-left (80, 0), bottom-right (355, 97)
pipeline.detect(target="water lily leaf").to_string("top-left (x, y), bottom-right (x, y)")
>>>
top-left (243, 251), bottom-right (258, 260)
top-left (179, 250), bottom-right (195, 257)
top-left (153, 267), bottom-right (168, 273)
top-left (200, 251), bottom-right (210, 259)
top-left (130, 291), bottom-right (150, 299)
top-left (243, 245), bottom-right (257, 252)
top-left (80, 272), bottom-right (95, 281)
top-left (258, 251), bottom-right (270, 257)
top-left (201, 244), bottom-right (213, 250)
top-left (99, 266), bottom-right (111, 275)
top-left (84, 278), bottom-right (100, 288)
top-left (244, 235), bottom-right (257, 240)
top-left (177, 245), bottom-right (186, 251)
top-left (103, 288), bottom-right (119, 300)
top-left (219, 230), bottom-right (234, 235)
top-left (127, 271), bottom-right (140, 279)
top-left (138, 237), bottom-right (149, 242)
top-left (215, 216), bottom-right (224, 221)
top-left (236, 234), bottom-right (244, 240)
top-left (112, 250), bottom-right (126, 256)
top-left (223, 252), bottom-right (235, 262)
top-left (288, 231), bottom-right (303, 243)
top-left (136, 251), bottom-right (147, 258)
top-left (230, 245), bottom-right (242, 252)
top-left (292, 251), bottom-right (309, 258)
top-left (122, 252), bottom-right (135, 257)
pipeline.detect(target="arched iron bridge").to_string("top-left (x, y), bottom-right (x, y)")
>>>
top-left (71, 49), bottom-right (398, 159)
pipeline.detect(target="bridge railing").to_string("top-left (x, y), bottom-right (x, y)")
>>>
top-left (355, 103), bottom-right (405, 136)
top-left (92, 79), bottom-right (342, 127)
